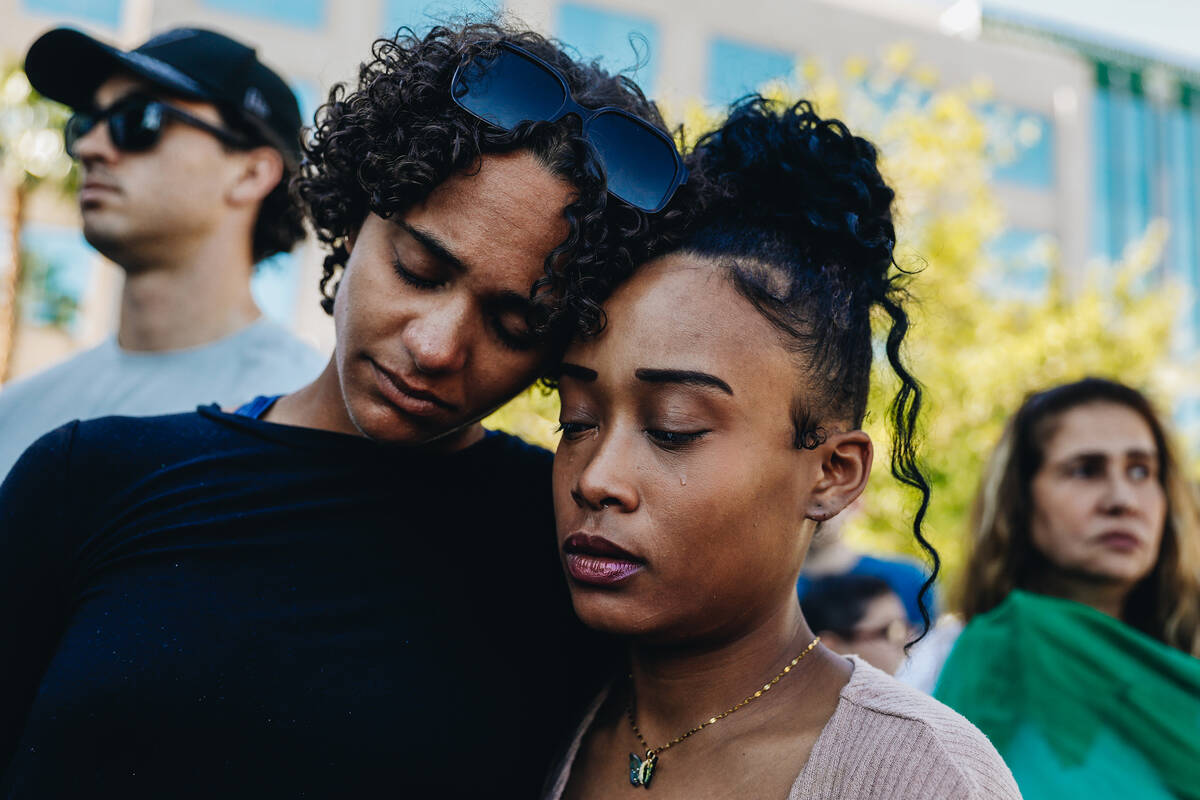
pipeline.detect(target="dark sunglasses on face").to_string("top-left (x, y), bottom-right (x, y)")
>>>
top-left (65, 94), bottom-right (251, 158)
top-left (451, 42), bottom-right (688, 213)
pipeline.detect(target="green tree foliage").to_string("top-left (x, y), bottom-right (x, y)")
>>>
top-left (485, 45), bottom-right (1186, 600)
top-left (0, 64), bottom-right (73, 190)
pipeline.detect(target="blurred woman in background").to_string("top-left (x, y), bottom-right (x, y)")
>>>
top-left (935, 377), bottom-right (1200, 800)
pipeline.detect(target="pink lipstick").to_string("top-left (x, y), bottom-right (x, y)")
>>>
top-left (563, 533), bottom-right (643, 586)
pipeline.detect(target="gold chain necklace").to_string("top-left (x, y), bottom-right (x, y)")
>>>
top-left (624, 636), bottom-right (820, 789)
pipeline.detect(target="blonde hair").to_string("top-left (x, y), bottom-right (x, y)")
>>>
top-left (962, 378), bottom-right (1200, 657)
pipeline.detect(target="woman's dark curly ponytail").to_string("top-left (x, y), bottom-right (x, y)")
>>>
top-left (682, 97), bottom-right (938, 636)
top-left (878, 293), bottom-right (937, 637)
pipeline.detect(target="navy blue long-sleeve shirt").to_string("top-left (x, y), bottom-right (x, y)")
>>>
top-left (0, 407), bottom-right (611, 798)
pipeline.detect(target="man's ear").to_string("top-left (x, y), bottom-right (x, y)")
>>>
top-left (804, 430), bottom-right (873, 522)
top-left (227, 146), bottom-right (284, 207)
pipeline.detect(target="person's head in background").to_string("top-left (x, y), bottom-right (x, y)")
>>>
top-left (24, 28), bottom-right (304, 280)
top-left (802, 575), bottom-right (910, 674)
top-left (289, 23), bottom-right (688, 450)
top-left (964, 377), bottom-right (1200, 656)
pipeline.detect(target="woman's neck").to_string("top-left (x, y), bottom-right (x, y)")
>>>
top-left (1028, 570), bottom-right (1131, 620)
top-left (625, 600), bottom-right (826, 742)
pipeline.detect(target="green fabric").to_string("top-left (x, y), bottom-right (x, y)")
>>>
top-left (934, 590), bottom-right (1200, 800)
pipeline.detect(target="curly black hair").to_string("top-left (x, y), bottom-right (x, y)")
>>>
top-left (682, 97), bottom-right (938, 637)
top-left (295, 22), bottom-right (690, 337)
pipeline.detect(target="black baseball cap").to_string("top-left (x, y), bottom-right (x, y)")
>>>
top-left (24, 27), bottom-right (302, 165)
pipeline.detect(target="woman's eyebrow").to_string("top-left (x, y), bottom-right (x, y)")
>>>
top-left (634, 368), bottom-right (733, 395)
top-left (558, 362), bottom-right (598, 382)
top-left (1060, 447), bottom-right (1158, 462)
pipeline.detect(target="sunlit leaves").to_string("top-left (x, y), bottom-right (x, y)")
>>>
top-left (0, 65), bottom-right (74, 187)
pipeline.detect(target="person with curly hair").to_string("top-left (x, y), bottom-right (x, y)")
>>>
top-left (935, 377), bottom-right (1200, 800)
top-left (0, 23), bottom-right (688, 797)
top-left (545, 97), bottom-right (1019, 799)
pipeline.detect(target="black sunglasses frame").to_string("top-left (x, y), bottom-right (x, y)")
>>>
top-left (451, 42), bottom-right (688, 213)
top-left (65, 94), bottom-right (252, 158)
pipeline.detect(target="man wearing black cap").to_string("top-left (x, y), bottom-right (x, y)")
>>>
top-left (0, 27), bottom-right (324, 478)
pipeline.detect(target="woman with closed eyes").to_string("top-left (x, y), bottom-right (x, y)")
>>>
top-left (543, 97), bottom-right (1020, 799)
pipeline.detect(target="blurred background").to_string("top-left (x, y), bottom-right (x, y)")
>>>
top-left (1, 0), bottom-right (1198, 597)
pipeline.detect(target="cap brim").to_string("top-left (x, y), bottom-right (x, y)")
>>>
top-left (25, 28), bottom-right (210, 109)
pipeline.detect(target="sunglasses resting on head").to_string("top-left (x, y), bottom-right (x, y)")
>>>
top-left (452, 42), bottom-right (688, 213)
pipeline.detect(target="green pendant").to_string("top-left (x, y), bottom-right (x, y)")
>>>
top-left (629, 752), bottom-right (657, 788)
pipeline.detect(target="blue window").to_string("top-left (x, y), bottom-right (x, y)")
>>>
top-left (1092, 64), bottom-right (1155, 261)
top-left (981, 103), bottom-right (1055, 189)
top-left (21, 0), bottom-right (123, 27)
top-left (200, 0), bottom-right (324, 28)
top-left (1091, 86), bottom-right (1114, 260)
top-left (382, 0), bottom-right (490, 36)
top-left (1165, 92), bottom-right (1200, 346)
top-left (19, 224), bottom-right (99, 331)
top-left (1092, 64), bottom-right (1200, 365)
top-left (1166, 104), bottom-right (1197, 316)
top-left (556, 3), bottom-right (659, 96)
top-left (981, 229), bottom-right (1053, 301)
top-left (252, 252), bottom-right (305, 324)
top-left (706, 38), bottom-right (793, 109)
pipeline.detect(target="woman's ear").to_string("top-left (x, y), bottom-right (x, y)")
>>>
top-left (804, 430), bottom-right (873, 522)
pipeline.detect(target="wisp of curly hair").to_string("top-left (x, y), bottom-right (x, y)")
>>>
top-left (964, 377), bottom-right (1200, 656)
top-left (680, 96), bottom-right (937, 636)
top-left (296, 22), bottom-right (688, 337)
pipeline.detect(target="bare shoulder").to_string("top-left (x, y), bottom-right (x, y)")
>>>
top-left (792, 657), bottom-right (1022, 800)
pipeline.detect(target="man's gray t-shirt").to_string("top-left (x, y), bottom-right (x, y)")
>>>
top-left (0, 318), bottom-right (326, 479)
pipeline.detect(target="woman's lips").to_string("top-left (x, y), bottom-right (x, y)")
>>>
top-left (562, 533), bottom-right (643, 586)
top-left (1096, 531), bottom-right (1141, 552)
top-left (565, 554), bottom-right (643, 585)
